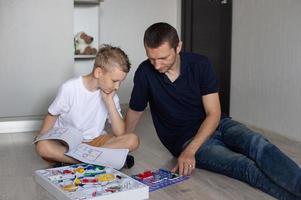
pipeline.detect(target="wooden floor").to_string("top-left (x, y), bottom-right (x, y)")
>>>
top-left (1, 110), bottom-right (301, 200)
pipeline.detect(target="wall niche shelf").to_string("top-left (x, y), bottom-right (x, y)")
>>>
top-left (73, 0), bottom-right (100, 59)
top-left (74, 0), bottom-right (101, 4)
top-left (74, 55), bottom-right (96, 59)
top-left (73, 0), bottom-right (100, 75)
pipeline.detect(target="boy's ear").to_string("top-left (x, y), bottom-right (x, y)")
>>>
top-left (93, 67), bottom-right (104, 78)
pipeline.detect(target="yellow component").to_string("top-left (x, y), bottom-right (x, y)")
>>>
top-left (75, 167), bottom-right (85, 174)
top-left (74, 177), bottom-right (81, 185)
top-left (98, 173), bottom-right (115, 182)
top-left (63, 184), bottom-right (78, 192)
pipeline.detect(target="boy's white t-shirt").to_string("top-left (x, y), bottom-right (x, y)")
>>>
top-left (48, 76), bottom-right (122, 141)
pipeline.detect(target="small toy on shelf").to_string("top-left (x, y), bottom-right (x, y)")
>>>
top-left (74, 31), bottom-right (97, 55)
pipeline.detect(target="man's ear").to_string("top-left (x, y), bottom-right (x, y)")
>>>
top-left (93, 67), bottom-right (104, 78)
top-left (176, 41), bottom-right (183, 54)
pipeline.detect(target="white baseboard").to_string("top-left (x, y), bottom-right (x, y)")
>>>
top-left (0, 120), bottom-right (42, 133)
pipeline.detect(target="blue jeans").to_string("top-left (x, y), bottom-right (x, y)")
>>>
top-left (195, 118), bottom-right (301, 200)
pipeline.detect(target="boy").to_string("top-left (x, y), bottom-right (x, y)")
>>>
top-left (36, 44), bottom-right (139, 167)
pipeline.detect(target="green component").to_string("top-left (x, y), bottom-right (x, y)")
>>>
top-left (94, 165), bottom-right (105, 170)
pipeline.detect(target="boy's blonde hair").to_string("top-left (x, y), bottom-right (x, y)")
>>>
top-left (94, 44), bottom-right (131, 73)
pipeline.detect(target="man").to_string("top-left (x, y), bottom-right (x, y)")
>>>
top-left (125, 22), bottom-right (301, 200)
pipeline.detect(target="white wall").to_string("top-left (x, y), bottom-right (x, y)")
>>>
top-left (0, 0), bottom-right (74, 118)
top-left (0, 0), bottom-right (180, 120)
top-left (231, 0), bottom-right (301, 141)
top-left (99, 0), bottom-right (181, 104)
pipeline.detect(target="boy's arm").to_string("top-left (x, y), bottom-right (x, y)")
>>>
top-left (38, 113), bottom-right (58, 135)
top-left (101, 91), bottom-right (125, 136)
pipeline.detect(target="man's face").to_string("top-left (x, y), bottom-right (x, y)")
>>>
top-left (96, 66), bottom-right (127, 94)
top-left (145, 42), bottom-right (180, 73)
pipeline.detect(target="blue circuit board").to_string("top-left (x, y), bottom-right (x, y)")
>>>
top-left (132, 169), bottom-right (189, 192)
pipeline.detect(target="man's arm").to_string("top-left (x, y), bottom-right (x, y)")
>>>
top-left (172, 92), bottom-right (221, 176)
top-left (125, 108), bottom-right (144, 133)
top-left (37, 113), bottom-right (58, 136)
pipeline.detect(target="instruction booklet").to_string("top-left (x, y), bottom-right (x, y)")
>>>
top-left (33, 127), bottom-right (129, 170)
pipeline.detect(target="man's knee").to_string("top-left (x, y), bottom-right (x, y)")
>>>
top-left (126, 133), bottom-right (140, 151)
top-left (251, 134), bottom-right (271, 153)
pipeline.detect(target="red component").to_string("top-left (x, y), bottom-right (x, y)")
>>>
top-left (82, 178), bottom-right (98, 184)
top-left (137, 170), bottom-right (153, 180)
top-left (82, 178), bottom-right (89, 183)
top-left (63, 170), bottom-right (73, 174)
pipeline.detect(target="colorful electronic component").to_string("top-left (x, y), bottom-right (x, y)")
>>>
top-left (35, 163), bottom-right (148, 200)
top-left (132, 168), bottom-right (189, 192)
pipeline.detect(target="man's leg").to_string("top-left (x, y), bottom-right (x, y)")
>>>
top-left (35, 140), bottom-right (79, 164)
top-left (196, 132), bottom-right (299, 200)
top-left (219, 118), bottom-right (301, 197)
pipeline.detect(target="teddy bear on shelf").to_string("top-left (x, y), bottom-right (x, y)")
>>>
top-left (74, 32), bottom-right (97, 55)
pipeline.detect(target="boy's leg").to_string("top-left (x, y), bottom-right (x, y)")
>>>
top-left (196, 133), bottom-right (299, 200)
top-left (87, 133), bottom-right (138, 168)
top-left (85, 134), bottom-right (114, 147)
top-left (35, 140), bottom-right (79, 164)
top-left (87, 133), bottom-right (139, 152)
top-left (219, 118), bottom-right (301, 197)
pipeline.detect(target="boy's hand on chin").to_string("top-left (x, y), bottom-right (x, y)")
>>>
top-left (100, 90), bottom-right (115, 105)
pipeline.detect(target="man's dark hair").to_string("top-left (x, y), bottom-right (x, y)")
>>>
top-left (144, 22), bottom-right (179, 50)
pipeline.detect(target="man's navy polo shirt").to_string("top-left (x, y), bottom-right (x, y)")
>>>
top-left (129, 52), bottom-right (219, 157)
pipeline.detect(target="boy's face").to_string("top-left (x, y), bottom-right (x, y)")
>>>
top-left (95, 66), bottom-right (127, 94)
top-left (145, 41), bottom-right (182, 73)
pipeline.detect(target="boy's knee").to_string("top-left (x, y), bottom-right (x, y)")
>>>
top-left (35, 140), bottom-right (53, 159)
top-left (126, 133), bottom-right (140, 151)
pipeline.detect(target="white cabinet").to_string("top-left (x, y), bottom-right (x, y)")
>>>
top-left (74, 0), bottom-right (101, 75)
